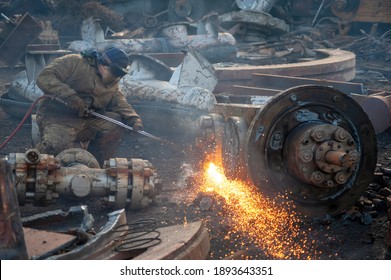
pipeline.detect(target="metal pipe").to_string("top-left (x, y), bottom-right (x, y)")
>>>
top-left (6, 149), bottom-right (161, 209)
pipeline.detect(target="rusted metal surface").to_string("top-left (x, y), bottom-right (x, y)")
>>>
top-left (219, 9), bottom-right (290, 37)
top-left (18, 206), bottom-right (210, 260)
top-left (359, 94), bottom-right (391, 134)
top-left (133, 220), bottom-right (210, 260)
top-left (23, 227), bottom-right (76, 259)
top-left (245, 86), bottom-right (377, 216)
top-left (0, 159), bottom-right (28, 260)
top-left (251, 73), bottom-right (364, 94)
top-left (331, 0), bottom-right (391, 23)
top-left (196, 85), bottom-right (378, 217)
top-left (214, 49), bottom-right (357, 93)
top-left (6, 148), bottom-right (160, 209)
top-left (0, 13), bottom-right (43, 67)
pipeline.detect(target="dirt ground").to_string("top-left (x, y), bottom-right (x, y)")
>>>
top-left (1, 53), bottom-right (391, 260)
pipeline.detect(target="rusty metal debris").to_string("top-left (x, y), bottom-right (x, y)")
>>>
top-left (0, 13), bottom-right (42, 67)
top-left (121, 48), bottom-right (218, 111)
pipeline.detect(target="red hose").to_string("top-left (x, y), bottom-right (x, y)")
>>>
top-left (0, 95), bottom-right (59, 150)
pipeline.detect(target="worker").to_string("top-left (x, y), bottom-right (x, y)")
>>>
top-left (35, 47), bottom-right (143, 165)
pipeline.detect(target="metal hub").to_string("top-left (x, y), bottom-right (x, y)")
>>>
top-left (284, 123), bottom-right (359, 188)
top-left (245, 85), bottom-right (377, 216)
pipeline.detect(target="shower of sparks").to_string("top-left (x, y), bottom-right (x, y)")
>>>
top-left (199, 161), bottom-right (319, 259)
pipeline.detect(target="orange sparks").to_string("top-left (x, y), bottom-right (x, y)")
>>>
top-left (199, 161), bottom-right (318, 259)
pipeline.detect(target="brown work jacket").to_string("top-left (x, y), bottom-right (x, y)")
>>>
top-left (36, 53), bottom-right (139, 121)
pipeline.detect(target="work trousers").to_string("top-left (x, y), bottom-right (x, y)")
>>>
top-left (36, 111), bottom-right (123, 165)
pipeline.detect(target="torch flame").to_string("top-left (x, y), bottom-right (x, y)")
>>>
top-left (199, 161), bottom-right (318, 259)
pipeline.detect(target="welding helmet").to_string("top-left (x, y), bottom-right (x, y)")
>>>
top-left (99, 47), bottom-right (129, 78)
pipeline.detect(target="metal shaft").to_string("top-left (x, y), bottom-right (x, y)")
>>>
top-left (87, 110), bottom-right (181, 147)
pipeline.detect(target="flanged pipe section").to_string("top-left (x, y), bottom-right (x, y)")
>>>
top-left (245, 85), bottom-right (377, 217)
top-left (6, 148), bottom-right (160, 210)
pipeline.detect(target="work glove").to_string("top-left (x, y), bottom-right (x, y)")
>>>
top-left (126, 117), bottom-right (143, 132)
top-left (65, 95), bottom-right (86, 117)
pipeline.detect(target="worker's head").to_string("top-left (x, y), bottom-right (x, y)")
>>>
top-left (98, 47), bottom-right (129, 85)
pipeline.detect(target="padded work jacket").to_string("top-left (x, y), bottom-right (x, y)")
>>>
top-left (36, 53), bottom-right (139, 121)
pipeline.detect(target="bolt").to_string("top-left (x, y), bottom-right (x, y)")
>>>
top-left (326, 180), bottom-right (334, 187)
top-left (348, 150), bottom-right (360, 162)
top-left (143, 167), bottom-right (153, 176)
top-left (290, 95), bottom-right (297, 102)
top-left (143, 184), bottom-right (151, 192)
top-left (334, 172), bottom-right (347, 184)
top-left (311, 129), bottom-right (325, 142)
top-left (312, 171), bottom-right (324, 183)
top-left (334, 128), bottom-right (348, 142)
top-left (62, 154), bottom-right (71, 163)
top-left (301, 150), bottom-right (313, 162)
top-left (75, 152), bottom-right (85, 162)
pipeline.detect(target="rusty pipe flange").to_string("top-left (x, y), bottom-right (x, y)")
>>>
top-left (128, 158), bottom-right (159, 209)
top-left (245, 85), bottom-right (377, 217)
top-left (104, 158), bottom-right (159, 209)
top-left (8, 151), bottom-right (60, 206)
top-left (222, 116), bottom-right (248, 180)
top-left (55, 148), bottom-right (100, 168)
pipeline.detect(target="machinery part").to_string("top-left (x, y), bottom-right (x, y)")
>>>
top-left (195, 113), bottom-right (225, 163)
top-left (359, 94), bottom-right (391, 134)
top-left (245, 85), bottom-right (377, 216)
top-left (222, 116), bottom-right (248, 179)
top-left (215, 49), bottom-right (357, 93)
top-left (9, 149), bottom-right (60, 206)
top-left (56, 148), bottom-right (100, 168)
top-left (168, 0), bottom-right (206, 21)
top-left (6, 148), bottom-right (160, 209)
